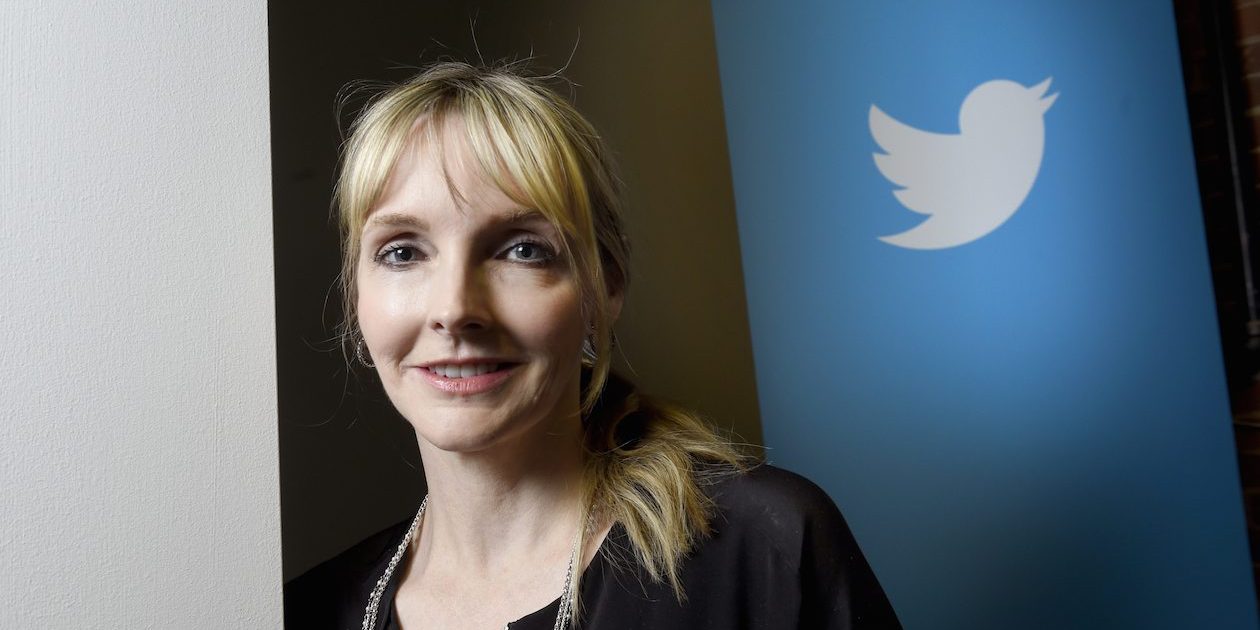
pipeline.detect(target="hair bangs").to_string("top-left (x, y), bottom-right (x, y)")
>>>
top-left (455, 87), bottom-right (605, 320)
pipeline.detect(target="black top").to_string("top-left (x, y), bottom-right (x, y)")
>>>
top-left (284, 465), bottom-right (900, 629)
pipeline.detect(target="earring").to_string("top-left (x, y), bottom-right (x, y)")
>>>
top-left (581, 331), bottom-right (620, 363)
top-left (355, 334), bottom-right (375, 369)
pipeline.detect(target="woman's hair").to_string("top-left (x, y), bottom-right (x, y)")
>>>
top-left (335, 61), bottom-right (751, 616)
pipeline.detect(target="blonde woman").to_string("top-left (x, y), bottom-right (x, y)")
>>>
top-left (284, 61), bottom-right (900, 630)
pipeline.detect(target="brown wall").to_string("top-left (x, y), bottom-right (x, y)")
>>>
top-left (1231, 0), bottom-right (1260, 601)
top-left (271, 1), bottom-right (761, 580)
top-left (1179, 0), bottom-right (1260, 603)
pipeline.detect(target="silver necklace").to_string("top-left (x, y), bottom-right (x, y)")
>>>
top-left (360, 496), bottom-right (583, 630)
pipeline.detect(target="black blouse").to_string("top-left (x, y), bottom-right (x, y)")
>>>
top-left (284, 465), bottom-right (900, 629)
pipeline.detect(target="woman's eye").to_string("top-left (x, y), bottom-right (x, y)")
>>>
top-left (375, 244), bottom-right (421, 266)
top-left (504, 241), bottom-right (555, 264)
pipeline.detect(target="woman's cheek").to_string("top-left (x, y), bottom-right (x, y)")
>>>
top-left (509, 284), bottom-right (584, 351)
top-left (358, 278), bottom-right (427, 366)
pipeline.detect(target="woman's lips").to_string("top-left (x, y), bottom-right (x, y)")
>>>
top-left (415, 363), bottom-right (518, 395)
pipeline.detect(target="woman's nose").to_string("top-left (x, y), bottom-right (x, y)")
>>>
top-left (428, 259), bottom-right (491, 337)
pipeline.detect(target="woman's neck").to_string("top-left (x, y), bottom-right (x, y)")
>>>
top-left (413, 417), bottom-right (587, 576)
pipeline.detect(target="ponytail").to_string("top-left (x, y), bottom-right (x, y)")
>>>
top-left (576, 371), bottom-right (754, 602)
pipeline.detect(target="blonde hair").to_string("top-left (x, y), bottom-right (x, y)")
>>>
top-left (335, 61), bottom-right (750, 618)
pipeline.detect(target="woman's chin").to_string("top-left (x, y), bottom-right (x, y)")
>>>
top-left (410, 413), bottom-right (576, 463)
top-left (408, 415), bottom-right (528, 457)
top-left (421, 434), bottom-right (504, 455)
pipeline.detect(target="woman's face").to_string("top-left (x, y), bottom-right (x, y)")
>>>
top-left (356, 125), bottom-right (586, 455)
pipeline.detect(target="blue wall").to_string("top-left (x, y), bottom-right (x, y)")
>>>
top-left (711, 2), bottom-right (1257, 628)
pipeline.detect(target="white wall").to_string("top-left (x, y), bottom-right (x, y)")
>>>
top-left (0, 1), bottom-right (281, 627)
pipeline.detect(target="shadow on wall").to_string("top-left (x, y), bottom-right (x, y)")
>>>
top-left (269, 0), bottom-right (761, 581)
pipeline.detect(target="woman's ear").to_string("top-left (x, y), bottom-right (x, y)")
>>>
top-left (608, 290), bottom-right (625, 324)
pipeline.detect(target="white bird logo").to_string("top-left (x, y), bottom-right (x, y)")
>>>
top-left (870, 78), bottom-right (1058, 249)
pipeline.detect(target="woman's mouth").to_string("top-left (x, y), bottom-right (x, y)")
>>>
top-left (425, 363), bottom-right (502, 379)
top-left (416, 362), bottom-right (519, 395)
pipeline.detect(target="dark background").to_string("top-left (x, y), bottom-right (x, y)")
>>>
top-left (1175, 0), bottom-right (1260, 599)
top-left (270, 1), bottom-right (762, 581)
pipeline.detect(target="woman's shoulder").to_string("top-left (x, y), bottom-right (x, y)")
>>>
top-left (694, 463), bottom-right (903, 628)
top-left (283, 516), bottom-right (413, 629)
top-left (706, 463), bottom-right (848, 549)
top-left (710, 463), bottom-right (838, 513)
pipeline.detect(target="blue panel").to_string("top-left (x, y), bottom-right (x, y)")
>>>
top-left (710, 1), bottom-right (1257, 628)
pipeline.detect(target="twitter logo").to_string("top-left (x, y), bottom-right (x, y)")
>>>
top-left (870, 78), bottom-right (1058, 249)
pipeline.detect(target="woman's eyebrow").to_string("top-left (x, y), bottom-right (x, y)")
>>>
top-left (363, 208), bottom-right (550, 236)
top-left (365, 212), bottom-right (428, 231)
top-left (501, 208), bottom-right (547, 225)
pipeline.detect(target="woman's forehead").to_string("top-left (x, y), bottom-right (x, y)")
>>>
top-left (369, 159), bottom-right (515, 228)
top-left (368, 120), bottom-right (512, 214)
top-left (363, 112), bottom-right (567, 232)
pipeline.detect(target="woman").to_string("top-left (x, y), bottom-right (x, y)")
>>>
top-left (285, 61), bottom-right (900, 629)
